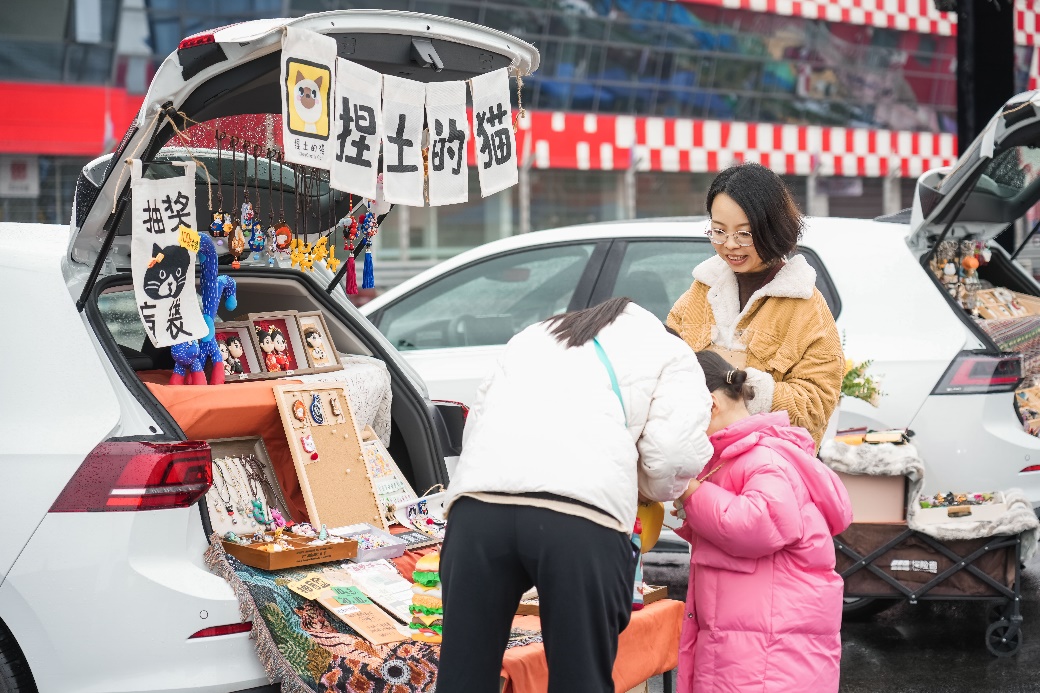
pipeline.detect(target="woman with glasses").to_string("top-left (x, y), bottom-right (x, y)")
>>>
top-left (667, 163), bottom-right (843, 449)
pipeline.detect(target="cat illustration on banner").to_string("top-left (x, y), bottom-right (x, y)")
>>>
top-left (143, 244), bottom-right (190, 300)
top-left (285, 59), bottom-right (331, 139)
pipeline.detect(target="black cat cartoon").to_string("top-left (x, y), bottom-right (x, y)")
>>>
top-left (143, 243), bottom-right (190, 300)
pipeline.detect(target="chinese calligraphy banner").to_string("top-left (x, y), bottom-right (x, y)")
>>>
top-left (380, 74), bottom-right (426, 207)
top-left (281, 27), bottom-right (337, 168)
top-left (130, 159), bottom-right (208, 348)
top-left (330, 58), bottom-right (382, 201)
top-left (470, 67), bottom-right (518, 198)
top-left (425, 81), bottom-right (469, 206)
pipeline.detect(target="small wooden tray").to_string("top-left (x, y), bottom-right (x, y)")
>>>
top-left (516, 585), bottom-right (668, 615)
top-left (222, 535), bottom-right (358, 571)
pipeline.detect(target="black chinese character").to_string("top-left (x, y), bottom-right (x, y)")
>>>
top-left (139, 301), bottom-right (157, 337)
top-left (386, 113), bottom-right (418, 174)
top-left (431, 117), bottom-right (467, 175)
top-left (162, 191), bottom-right (192, 227)
top-left (166, 297), bottom-right (193, 340)
top-left (142, 200), bottom-right (166, 234)
top-left (336, 97), bottom-right (377, 168)
top-left (475, 103), bottom-right (512, 170)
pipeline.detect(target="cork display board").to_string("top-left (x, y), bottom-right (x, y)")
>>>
top-left (274, 383), bottom-right (384, 530)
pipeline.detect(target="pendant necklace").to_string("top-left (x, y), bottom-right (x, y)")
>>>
top-left (211, 459), bottom-right (237, 524)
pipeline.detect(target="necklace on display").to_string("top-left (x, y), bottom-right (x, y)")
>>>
top-left (211, 459), bottom-right (237, 525)
top-left (225, 459), bottom-right (258, 529)
top-left (230, 457), bottom-right (268, 528)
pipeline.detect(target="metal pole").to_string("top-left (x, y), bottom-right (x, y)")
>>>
top-left (624, 147), bottom-right (641, 220)
top-left (882, 161), bottom-right (901, 217)
top-left (397, 203), bottom-right (410, 262)
top-left (519, 132), bottom-right (534, 233)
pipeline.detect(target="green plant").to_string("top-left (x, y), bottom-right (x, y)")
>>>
top-left (842, 358), bottom-right (884, 407)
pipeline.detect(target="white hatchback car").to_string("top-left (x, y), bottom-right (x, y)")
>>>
top-left (0, 10), bottom-right (532, 693)
top-left (363, 90), bottom-right (1040, 515)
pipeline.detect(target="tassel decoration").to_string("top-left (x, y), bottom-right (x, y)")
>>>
top-left (345, 253), bottom-right (358, 295)
top-left (362, 247), bottom-right (375, 289)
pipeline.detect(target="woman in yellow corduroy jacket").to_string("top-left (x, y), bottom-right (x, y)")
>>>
top-left (667, 163), bottom-right (843, 449)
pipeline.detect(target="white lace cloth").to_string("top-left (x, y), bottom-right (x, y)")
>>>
top-left (294, 355), bottom-right (393, 446)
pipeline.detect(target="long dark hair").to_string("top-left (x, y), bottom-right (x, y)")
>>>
top-left (695, 350), bottom-right (755, 403)
top-left (706, 163), bottom-right (803, 264)
top-left (544, 297), bottom-right (633, 348)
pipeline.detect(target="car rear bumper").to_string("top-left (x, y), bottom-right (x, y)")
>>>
top-left (0, 507), bottom-right (269, 693)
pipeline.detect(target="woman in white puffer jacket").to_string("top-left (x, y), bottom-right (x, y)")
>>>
top-left (438, 297), bottom-right (714, 693)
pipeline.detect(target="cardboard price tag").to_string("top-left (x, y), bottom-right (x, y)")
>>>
top-left (178, 224), bottom-right (201, 253)
top-left (287, 573), bottom-right (332, 600)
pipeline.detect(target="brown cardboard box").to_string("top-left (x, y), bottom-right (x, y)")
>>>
top-left (222, 535), bottom-right (358, 571)
top-left (836, 472), bottom-right (907, 523)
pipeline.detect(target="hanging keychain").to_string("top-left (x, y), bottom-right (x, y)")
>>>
top-left (265, 148), bottom-right (277, 265)
top-left (228, 136), bottom-right (246, 268)
top-left (361, 207), bottom-right (378, 290)
top-left (210, 128), bottom-right (227, 244)
top-left (344, 195), bottom-right (359, 295)
top-left (273, 151), bottom-right (293, 253)
top-left (247, 144), bottom-right (265, 258)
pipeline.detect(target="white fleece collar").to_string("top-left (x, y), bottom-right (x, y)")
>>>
top-left (692, 254), bottom-right (817, 349)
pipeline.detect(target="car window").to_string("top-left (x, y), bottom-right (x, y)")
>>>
top-left (611, 240), bottom-right (716, 320)
top-left (792, 249), bottom-right (841, 318)
top-left (377, 244), bottom-right (597, 350)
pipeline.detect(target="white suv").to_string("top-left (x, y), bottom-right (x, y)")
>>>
top-left (0, 11), bottom-right (534, 692)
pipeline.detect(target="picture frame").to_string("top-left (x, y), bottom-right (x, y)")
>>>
top-left (212, 321), bottom-right (262, 381)
top-left (249, 312), bottom-right (309, 376)
top-left (296, 310), bottom-right (342, 371)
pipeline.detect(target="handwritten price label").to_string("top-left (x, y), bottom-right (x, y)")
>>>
top-left (178, 224), bottom-right (201, 253)
top-left (287, 573), bottom-right (332, 600)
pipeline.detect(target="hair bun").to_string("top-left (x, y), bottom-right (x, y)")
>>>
top-left (728, 369), bottom-right (748, 391)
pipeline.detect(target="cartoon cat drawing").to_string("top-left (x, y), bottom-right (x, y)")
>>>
top-left (294, 70), bottom-right (324, 134)
top-left (143, 243), bottom-right (190, 300)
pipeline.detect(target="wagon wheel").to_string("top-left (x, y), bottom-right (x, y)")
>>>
top-left (987, 602), bottom-right (1010, 623)
top-left (985, 620), bottom-right (1022, 658)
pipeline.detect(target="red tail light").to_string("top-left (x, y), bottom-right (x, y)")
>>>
top-left (178, 34), bottom-right (215, 50)
top-left (50, 441), bottom-right (213, 512)
top-left (1020, 465), bottom-right (1040, 473)
top-left (932, 352), bottom-right (1022, 395)
top-left (433, 400), bottom-right (470, 421)
top-left (189, 622), bottom-right (252, 639)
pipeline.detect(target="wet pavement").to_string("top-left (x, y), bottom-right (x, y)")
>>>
top-left (644, 552), bottom-right (1040, 692)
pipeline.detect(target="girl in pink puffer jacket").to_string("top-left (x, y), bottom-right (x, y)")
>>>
top-left (672, 351), bottom-right (853, 693)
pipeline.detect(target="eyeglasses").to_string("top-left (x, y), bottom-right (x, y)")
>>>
top-left (706, 227), bottom-right (754, 247)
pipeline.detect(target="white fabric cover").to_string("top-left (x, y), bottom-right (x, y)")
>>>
top-left (444, 303), bottom-right (714, 532)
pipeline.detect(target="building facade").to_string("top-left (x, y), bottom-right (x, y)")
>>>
top-left (3, 0), bottom-right (1039, 272)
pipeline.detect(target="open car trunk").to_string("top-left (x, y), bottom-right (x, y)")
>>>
top-left (910, 90), bottom-right (1040, 436)
top-left (67, 9), bottom-right (538, 539)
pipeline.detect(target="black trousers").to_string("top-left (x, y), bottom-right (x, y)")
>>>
top-left (437, 497), bottom-right (638, 693)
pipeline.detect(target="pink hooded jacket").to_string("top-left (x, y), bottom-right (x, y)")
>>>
top-left (675, 411), bottom-right (853, 693)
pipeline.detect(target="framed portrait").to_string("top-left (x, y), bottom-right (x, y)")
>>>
top-left (212, 321), bottom-right (261, 381)
top-left (297, 311), bottom-right (342, 370)
top-left (249, 312), bottom-right (308, 375)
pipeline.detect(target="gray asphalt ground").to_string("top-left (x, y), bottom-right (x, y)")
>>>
top-left (642, 550), bottom-right (1040, 692)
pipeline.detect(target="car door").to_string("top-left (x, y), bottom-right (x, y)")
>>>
top-left (370, 241), bottom-right (607, 405)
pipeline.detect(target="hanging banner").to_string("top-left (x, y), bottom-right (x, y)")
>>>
top-left (470, 67), bottom-right (518, 198)
top-left (130, 160), bottom-right (208, 348)
top-left (380, 74), bottom-right (426, 207)
top-left (280, 26), bottom-right (337, 169)
top-left (425, 81), bottom-right (469, 206)
top-left (330, 58), bottom-right (382, 200)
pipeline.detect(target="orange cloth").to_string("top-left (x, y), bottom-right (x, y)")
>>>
top-left (142, 372), bottom-right (311, 522)
top-left (501, 600), bottom-right (682, 693)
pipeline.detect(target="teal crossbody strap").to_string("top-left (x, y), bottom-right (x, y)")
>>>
top-left (592, 337), bottom-right (627, 426)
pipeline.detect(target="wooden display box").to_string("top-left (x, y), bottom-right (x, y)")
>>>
top-left (222, 536), bottom-right (358, 571)
top-left (836, 472), bottom-right (907, 523)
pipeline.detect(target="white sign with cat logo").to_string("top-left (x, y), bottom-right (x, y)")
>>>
top-left (281, 26), bottom-right (338, 169)
top-left (130, 159), bottom-right (209, 348)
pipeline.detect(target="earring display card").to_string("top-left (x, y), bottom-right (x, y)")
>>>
top-left (361, 428), bottom-right (418, 531)
top-left (208, 436), bottom-right (294, 525)
top-left (274, 383), bottom-right (384, 530)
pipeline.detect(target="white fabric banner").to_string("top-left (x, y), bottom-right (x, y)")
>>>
top-left (280, 26), bottom-right (337, 169)
top-left (470, 68), bottom-right (518, 198)
top-left (130, 159), bottom-right (208, 348)
top-left (425, 81), bottom-right (469, 206)
top-left (330, 58), bottom-right (383, 200)
top-left (380, 74), bottom-right (426, 207)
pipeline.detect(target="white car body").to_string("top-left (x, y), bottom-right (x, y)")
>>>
top-left (0, 10), bottom-right (535, 693)
top-left (363, 95), bottom-right (1040, 510)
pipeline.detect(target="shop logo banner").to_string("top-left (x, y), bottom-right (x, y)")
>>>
top-left (380, 74), bottom-right (426, 207)
top-left (470, 67), bottom-right (518, 198)
top-left (425, 81), bottom-right (469, 206)
top-left (281, 27), bottom-right (337, 168)
top-left (330, 58), bottom-right (383, 201)
top-left (130, 159), bottom-right (208, 348)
